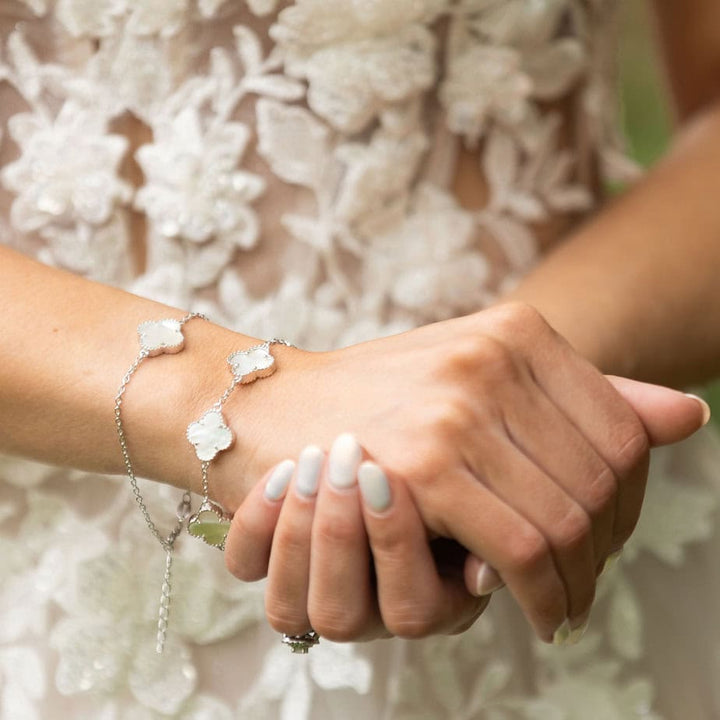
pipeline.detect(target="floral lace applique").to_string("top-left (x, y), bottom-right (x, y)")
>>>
top-left (51, 506), bottom-right (265, 713)
top-left (135, 107), bottom-right (265, 262)
top-left (2, 1), bottom-right (719, 718)
top-left (625, 442), bottom-right (718, 565)
top-left (1, 102), bottom-right (129, 237)
top-left (364, 183), bottom-right (491, 322)
top-left (0, 646), bottom-right (45, 720)
top-left (239, 641), bottom-right (373, 720)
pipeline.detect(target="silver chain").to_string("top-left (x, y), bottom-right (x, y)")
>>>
top-left (199, 338), bottom-right (293, 502)
top-left (114, 312), bottom-right (204, 652)
top-left (115, 318), bottom-right (292, 653)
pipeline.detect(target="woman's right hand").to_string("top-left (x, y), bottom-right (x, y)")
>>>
top-left (218, 302), bottom-right (707, 643)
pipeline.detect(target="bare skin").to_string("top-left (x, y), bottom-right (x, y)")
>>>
top-left (0, 246), bottom-right (705, 643)
top-left (2, 1), bottom-right (720, 646)
top-left (224, 0), bottom-right (720, 642)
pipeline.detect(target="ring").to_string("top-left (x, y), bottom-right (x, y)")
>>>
top-left (282, 630), bottom-right (320, 654)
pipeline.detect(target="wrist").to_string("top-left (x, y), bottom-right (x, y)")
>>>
top-left (122, 318), bottom-right (263, 501)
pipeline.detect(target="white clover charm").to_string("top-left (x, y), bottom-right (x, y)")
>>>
top-left (138, 319), bottom-right (185, 356)
top-left (227, 343), bottom-right (276, 383)
top-left (186, 410), bottom-right (233, 462)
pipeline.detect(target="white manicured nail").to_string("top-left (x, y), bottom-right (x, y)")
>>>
top-left (264, 459), bottom-right (295, 500)
top-left (552, 619), bottom-right (571, 646)
top-left (328, 433), bottom-right (362, 489)
top-left (296, 445), bottom-right (324, 497)
top-left (599, 548), bottom-right (623, 578)
top-left (552, 617), bottom-right (589, 647)
top-left (475, 562), bottom-right (505, 596)
top-left (358, 461), bottom-right (391, 511)
top-left (685, 393), bottom-right (711, 426)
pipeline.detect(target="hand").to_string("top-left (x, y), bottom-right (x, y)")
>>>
top-left (227, 438), bottom-right (490, 640)
top-left (219, 303), bottom-right (707, 642)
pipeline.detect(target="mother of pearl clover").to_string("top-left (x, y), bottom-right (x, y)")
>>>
top-left (186, 410), bottom-right (233, 462)
top-left (138, 319), bottom-right (185, 356)
top-left (228, 343), bottom-right (276, 383)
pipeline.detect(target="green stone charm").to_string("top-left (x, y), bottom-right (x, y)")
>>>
top-left (187, 500), bottom-right (231, 550)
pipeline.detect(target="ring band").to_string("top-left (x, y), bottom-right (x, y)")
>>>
top-left (282, 630), bottom-right (320, 654)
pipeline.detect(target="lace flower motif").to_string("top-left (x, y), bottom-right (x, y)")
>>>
top-left (441, 1), bottom-right (586, 146)
top-left (56, 0), bottom-right (189, 38)
top-left (365, 184), bottom-right (491, 322)
top-left (441, 44), bottom-right (533, 146)
top-left (0, 103), bottom-right (131, 234)
top-left (50, 509), bottom-right (265, 714)
top-left (239, 641), bottom-right (373, 720)
top-left (135, 108), bottom-right (265, 248)
top-left (293, 26), bottom-right (436, 134)
top-left (272, 1), bottom-right (443, 132)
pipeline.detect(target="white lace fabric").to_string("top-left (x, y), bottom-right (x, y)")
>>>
top-left (1, 1), bottom-right (719, 718)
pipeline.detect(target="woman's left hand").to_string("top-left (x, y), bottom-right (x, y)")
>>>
top-left (225, 436), bottom-right (490, 641)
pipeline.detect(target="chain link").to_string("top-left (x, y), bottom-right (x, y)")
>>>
top-left (115, 317), bottom-right (289, 653)
top-left (114, 312), bottom-right (205, 652)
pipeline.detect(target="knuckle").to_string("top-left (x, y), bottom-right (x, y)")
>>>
top-left (265, 600), bottom-right (310, 636)
top-left (384, 607), bottom-right (439, 639)
top-left (584, 463), bottom-right (617, 518)
top-left (611, 423), bottom-right (650, 475)
top-left (552, 505), bottom-right (592, 554)
top-left (367, 524), bottom-right (407, 558)
top-left (310, 605), bottom-right (367, 642)
top-left (442, 333), bottom-right (518, 383)
top-left (487, 302), bottom-right (547, 338)
top-left (225, 553), bottom-right (264, 582)
top-left (475, 336), bottom-right (519, 381)
top-left (314, 513), bottom-right (358, 547)
top-left (426, 398), bottom-right (465, 438)
top-left (504, 524), bottom-right (550, 575)
top-left (430, 395), bottom-right (475, 441)
top-left (274, 515), bottom-right (311, 555)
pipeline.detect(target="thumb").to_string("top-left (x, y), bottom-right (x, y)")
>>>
top-left (607, 375), bottom-right (711, 447)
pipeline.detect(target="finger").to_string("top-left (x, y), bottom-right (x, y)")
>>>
top-left (499, 377), bottom-right (616, 571)
top-left (607, 376), bottom-right (710, 445)
top-left (308, 434), bottom-right (381, 641)
top-left (264, 445), bottom-right (324, 636)
top-left (467, 430), bottom-right (596, 626)
top-left (464, 555), bottom-right (504, 597)
top-left (224, 459), bottom-right (295, 581)
top-left (426, 467), bottom-right (567, 642)
top-left (527, 337), bottom-right (652, 550)
top-left (357, 461), bottom-right (489, 637)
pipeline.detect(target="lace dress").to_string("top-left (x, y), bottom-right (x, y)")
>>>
top-left (1, 2), bottom-right (719, 718)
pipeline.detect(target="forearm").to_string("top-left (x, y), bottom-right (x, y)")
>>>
top-left (506, 102), bottom-right (720, 387)
top-left (0, 245), bottom-right (261, 493)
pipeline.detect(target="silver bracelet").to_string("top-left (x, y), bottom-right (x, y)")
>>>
top-left (185, 337), bottom-right (292, 550)
top-left (114, 313), bottom-right (289, 653)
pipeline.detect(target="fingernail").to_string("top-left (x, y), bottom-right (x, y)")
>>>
top-left (553, 616), bottom-right (590, 647)
top-left (685, 393), bottom-right (711, 426)
top-left (358, 461), bottom-right (391, 511)
top-left (475, 562), bottom-right (505, 596)
top-left (296, 445), bottom-right (324, 497)
top-left (328, 433), bottom-right (362, 489)
top-left (264, 459), bottom-right (295, 500)
top-left (599, 548), bottom-right (623, 578)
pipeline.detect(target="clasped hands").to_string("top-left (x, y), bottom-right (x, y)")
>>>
top-left (219, 303), bottom-right (707, 645)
